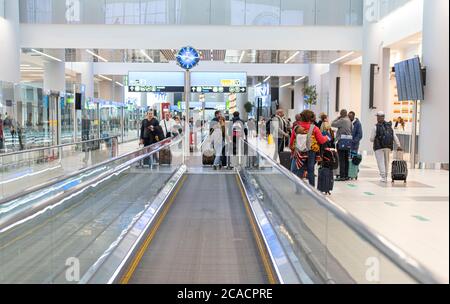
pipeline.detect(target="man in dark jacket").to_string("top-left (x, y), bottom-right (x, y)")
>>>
top-left (348, 111), bottom-right (363, 153)
top-left (140, 111), bottom-right (161, 146)
top-left (140, 111), bottom-right (162, 167)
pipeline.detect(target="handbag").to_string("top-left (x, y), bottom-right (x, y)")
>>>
top-left (338, 134), bottom-right (353, 150)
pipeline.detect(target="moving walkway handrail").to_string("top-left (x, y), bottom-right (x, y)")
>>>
top-left (0, 136), bottom-right (182, 233)
top-left (0, 136), bottom-right (180, 206)
top-left (243, 139), bottom-right (440, 284)
top-left (0, 136), bottom-right (119, 158)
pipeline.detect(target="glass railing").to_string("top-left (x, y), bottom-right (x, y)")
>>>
top-left (19, 0), bottom-right (363, 26)
top-left (0, 136), bottom-right (183, 283)
top-left (239, 139), bottom-right (440, 284)
top-left (0, 136), bottom-right (119, 202)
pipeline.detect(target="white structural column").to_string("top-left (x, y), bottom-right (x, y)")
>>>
top-left (113, 82), bottom-right (124, 103)
top-left (308, 64), bottom-right (329, 115)
top-left (278, 77), bottom-right (292, 111)
top-left (419, 0), bottom-right (449, 164)
top-left (294, 79), bottom-right (305, 114)
top-left (43, 50), bottom-right (65, 92)
top-left (80, 62), bottom-right (94, 99)
top-left (360, 2), bottom-right (382, 154)
top-left (328, 63), bottom-right (340, 116)
top-left (99, 80), bottom-right (112, 100)
top-left (0, 0), bottom-right (20, 83)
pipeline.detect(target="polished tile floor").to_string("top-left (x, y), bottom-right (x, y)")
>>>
top-left (249, 137), bottom-right (449, 283)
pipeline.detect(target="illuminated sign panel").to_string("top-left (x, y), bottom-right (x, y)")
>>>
top-left (190, 72), bottom-right (247, 94)
top-left (128, 72), bottom-right (184, 93)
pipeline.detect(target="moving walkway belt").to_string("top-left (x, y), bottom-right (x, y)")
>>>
top-left (121, 173), bottom-right (276, 284)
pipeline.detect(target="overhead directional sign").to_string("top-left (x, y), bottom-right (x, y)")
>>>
top-left (190, 72), bottom-right (247, 94)
top-left (128, 72), bottom-right (184, 93)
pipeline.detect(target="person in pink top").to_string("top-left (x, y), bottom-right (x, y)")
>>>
top-left (289, 110), bottom-right (329, 186)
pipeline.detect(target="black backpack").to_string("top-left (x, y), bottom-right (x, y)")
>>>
top-left (377, 122), bottom-right (394, 150)
top-left (322, 148), bottom-right (339, 170)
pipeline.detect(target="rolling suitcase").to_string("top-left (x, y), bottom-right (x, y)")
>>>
top-left (348, 160), bottom-right (360, 180)
top-left (348, 152), bottom-right (361, 180)
top-left (317, 166), bottom-right (334, 195)
top-left (279, 151), bottom-right (292, 170)
top-left (392, 150), bottom-right (408, 183)
top-left (159, 148), bottom-right (172, 165)
top-left (202, 149), bottom-right (215, 166)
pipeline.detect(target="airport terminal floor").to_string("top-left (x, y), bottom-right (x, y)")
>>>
top-left (0, 0), bottom-right (449, 293)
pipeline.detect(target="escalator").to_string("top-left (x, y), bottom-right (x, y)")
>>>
top-left (122, 174), bottom-right (274, 284)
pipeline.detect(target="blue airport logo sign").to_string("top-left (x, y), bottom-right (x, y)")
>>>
top-left (176, 46), bottom-right (200, 70)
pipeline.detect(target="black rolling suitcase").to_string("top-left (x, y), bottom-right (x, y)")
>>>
top-left (392, 150), bottom-right (408, 183)
top-left (279, 151), bottom-right (291, 170)
top-left (317, 166), bottom-right (334, 195)
top-left (202, 149), bottom-right (215, 166)
top-left (159, 148), bottom-right (172, 165)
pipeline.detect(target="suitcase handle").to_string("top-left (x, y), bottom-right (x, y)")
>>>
top-left (393, 150), bottom-right (404, 161)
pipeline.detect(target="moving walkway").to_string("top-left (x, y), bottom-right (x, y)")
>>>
top-left (0, 136), bottom-right (440, 284)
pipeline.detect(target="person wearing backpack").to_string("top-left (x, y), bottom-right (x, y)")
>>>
top-left (271, 110), bottom-right (290, 161)
top-left (228, 112), bottom-right (248, 168)
top-left (370, 111), bottom-right (402, 183)
top-left (289, 110), bottom-right (329, 187)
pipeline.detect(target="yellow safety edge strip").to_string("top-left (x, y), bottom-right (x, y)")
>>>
top-left (235, 175), bottom-right (278, 284)
top-left (120, 174), bottom-right (187, 284)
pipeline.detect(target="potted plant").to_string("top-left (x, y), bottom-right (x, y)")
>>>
top-left (244, 101), bottom-right (254, 114)
top-left (302, 85), bottom-right (318, 108)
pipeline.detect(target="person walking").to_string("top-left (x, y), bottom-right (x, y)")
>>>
top-left (228, 112), bottom-right (248, 169)
top-left (289, 110), bottom-right (329, 187)
top-left (161, 112), bottom-right (176, 138)
top-left (370, 111), bottom-right (402, 183)
top-left (211, 117), bottom-right (225, 170)
top-left (348, 111), bottom-right (363, 154)
top-left (140, 111), bottom-right (161, 167)
top-left (0, 114), bottom-right (4, 151)
top-left (332, 109), bottom-right (353, 181)
top-left (271, 110), bottom-right (290, 161)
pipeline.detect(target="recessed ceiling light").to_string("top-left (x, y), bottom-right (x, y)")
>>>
top-left (98, 74), bottom-right (112, 82)
top-left (330, 52), bottom-right (355, 64)
top-left (86, 49), bottom-right (108, 62)
top-left (280, 82), bottom-right (292, 88)
top-left (140, 49), bottom-right (154, 63)
top-left (294, 76), bottom-right (306, 83)
top-left (31, 49), bottom-right (63, 62)
top-left (239, 51), bottom-right (245, 63)
top-left (284, 51), bottom-right (300, 64)
top-left (115, 81), bottom-right (124, 87)
top-left (263, 76), bottom-right (271, 82)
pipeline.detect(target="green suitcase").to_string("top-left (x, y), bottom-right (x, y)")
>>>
top-left (348, 159), bottom-right (360, 180)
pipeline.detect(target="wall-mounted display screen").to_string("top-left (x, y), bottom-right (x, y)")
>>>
top-left (394, 57), bottom-right (424, 101)
top-left (190, 72), bottom-right (247, 94)
top-left (128, 72), bottom-right (185, 93)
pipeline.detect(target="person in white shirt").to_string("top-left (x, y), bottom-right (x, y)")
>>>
top-left (370, 111), bottom-right (403, 183)
top-left (161, 112), bottom-right (176, 138)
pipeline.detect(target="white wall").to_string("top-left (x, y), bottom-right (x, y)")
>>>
top-left (93, 62), bottom-right (310, 77)
top-left (419, 0), bottom-right (449, 164)
top-left (308, 64), bottom-right (330, 114)
top-left (20, 24), bottom-right (363, 51)
top-left (0, 0), bottom-right (20, 83)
